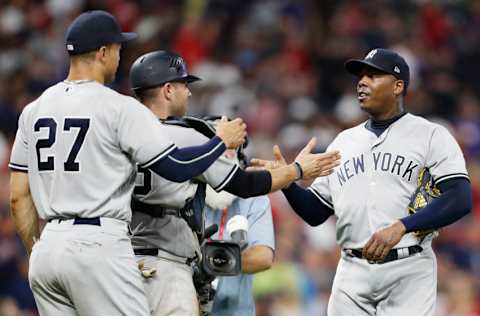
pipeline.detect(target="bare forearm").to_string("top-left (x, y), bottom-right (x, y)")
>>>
top-left (269, 164), bottom-right (298, 192)
top-left (223, 164), bottom-right (299, 198)
top-left (241, 245), bottom-right (274, 274)
top-left (10, 172), bottom-right (40, 255)
top-left (11, 198), bottom-right (39, 254)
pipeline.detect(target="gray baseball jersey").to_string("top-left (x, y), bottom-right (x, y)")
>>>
top-left (309, 113), bottom-right (468, 316)
top-left (308, 113), bottom-right (469, 249)
top-left (130, 123), bottom-right (239, 258)
top-left (9, 79), bottom-right (182, 316)
top-left (9, 80), bottom-right (176, 222)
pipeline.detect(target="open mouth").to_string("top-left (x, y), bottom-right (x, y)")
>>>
top-left (357, 91), bottom-right (369, 102)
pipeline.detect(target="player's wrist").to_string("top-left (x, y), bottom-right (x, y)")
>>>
top-left (293, 161), bottom-right (303, 181)
top-left (394, 219), bottom-right (407, 235)
top-left (212, 135), bottom-right (226, 150)
top-left (402, 218), bottom-right (416, 234)
top-left (284, 163), bottom-right (299, 183)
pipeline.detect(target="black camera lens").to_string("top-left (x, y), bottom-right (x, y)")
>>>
top-left (208, 248), bottom-right (237, 272)
top-left (202, 240), bottom-right (241, 276)
top-left (209, 249), bottom-right (234, 269)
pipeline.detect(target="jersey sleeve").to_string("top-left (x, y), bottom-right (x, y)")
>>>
top-left (425, 125), bottom-right (469, 185)
top-left (307, 176), bottom-right (334, 210)
top-left (307, 141), bottom-right (336, 210)
top-left (197, 155), bottom-right (239, 192)
top-left (117, 99), bottom-right (176, 167)
top-left (9, 109), bottom-right (29, 172)
top-left (247, 196), bottom-right (275, 250)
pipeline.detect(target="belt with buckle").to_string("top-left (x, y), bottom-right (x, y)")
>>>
top-left (344, 245), bottom-right (423, 264)
top-left (48, 217), bottom-right (101, 226)
top-left (134, 248), bottom-right (197, 265)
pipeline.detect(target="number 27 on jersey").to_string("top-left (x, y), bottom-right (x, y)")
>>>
top-left (34, 117), bottom-right (90, 172)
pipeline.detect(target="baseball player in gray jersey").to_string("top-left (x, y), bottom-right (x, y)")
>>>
top-left (9, 11), bottom-right (248, 316)
top-left (251, 48), bottom-right (472, 315)
top-left (127, 50), bottom-right (341, 316)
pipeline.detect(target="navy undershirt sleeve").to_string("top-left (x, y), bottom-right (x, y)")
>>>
top-left (282, 183), bottom-right (334, 226)
top-left (222, 169), bottom-right (272, 198)
top-left (148, 136), bottom-right (226, 182)
top-left (400, 177), bottom-right (472, 233)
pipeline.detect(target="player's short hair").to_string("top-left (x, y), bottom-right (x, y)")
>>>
top-left (69, 43), bottom-right (119, 63)
top-left (134, 87), bottom-right (160, 104)
top-left (70, 50), bottom-right (97, 62)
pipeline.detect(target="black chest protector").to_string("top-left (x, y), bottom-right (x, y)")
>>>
top-left (159, 116), bottom-right (219, 238)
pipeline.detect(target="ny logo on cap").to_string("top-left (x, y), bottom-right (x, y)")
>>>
top-left (365, 49), bottom-right (377, 60)
top-left (170, 57), bottom-right (184, 70)
top-left (67, 44), bottom-right (74, 51)
top-left (394, 66), bottom-right (400, 73)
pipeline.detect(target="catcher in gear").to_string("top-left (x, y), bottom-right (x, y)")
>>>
top-left (250, 48), bottom-right (472, 315)
top-left (128, 50), bottom-right (340, 316)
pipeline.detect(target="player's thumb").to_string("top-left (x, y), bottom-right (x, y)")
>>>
top-left (301, 137), bottom-right (317, 154)
top-left (220, 116), bottom-right (228, 123)
top-left (273, 145), bottom-right (285, 162)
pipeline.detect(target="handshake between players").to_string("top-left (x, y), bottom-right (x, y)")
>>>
top-left (216, 117), bottom-right (340, 182)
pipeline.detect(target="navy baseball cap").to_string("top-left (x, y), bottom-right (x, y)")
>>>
top-left (345, 48), bottom-right (410, 89)
top-left (65, 10), bottom-right (137, 55)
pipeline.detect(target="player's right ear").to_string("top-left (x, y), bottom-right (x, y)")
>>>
top-left (95, 46), bottom-right (107, 62)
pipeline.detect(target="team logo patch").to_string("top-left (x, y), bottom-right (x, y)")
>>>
top-left (394, 66), bottom-right (400, 73)
top-left (170, 57), bottom-right (185, 70)
top-left (67, 44), bottom-right (74, 51)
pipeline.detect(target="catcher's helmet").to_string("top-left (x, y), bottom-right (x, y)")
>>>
top-left (130, 50), bottom-right (200, 92)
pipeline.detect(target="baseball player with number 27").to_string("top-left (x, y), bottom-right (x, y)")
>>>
top-left (9, 10), bottom-right (247, 316)
top-left (251, 48), bottom-right (472, 316)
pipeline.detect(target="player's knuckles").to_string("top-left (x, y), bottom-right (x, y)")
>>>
top-left (379, 239), bottom-right (390, 248)
top-left (373, 246), bottom-right (383, 257)
top-left (368, 248), bottom-right (379, 258)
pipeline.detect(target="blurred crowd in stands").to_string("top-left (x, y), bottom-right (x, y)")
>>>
top-left (0, 0), bottom-right (479, 315)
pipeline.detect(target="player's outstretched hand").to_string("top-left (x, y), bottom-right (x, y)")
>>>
top-left (295, 138), bottom-right (341, 180)
top-left (248, 145), bottom-right (287, 171)
top-left (216, 116), bottom-right (247, 149)
top-left (362, 220), bottom-right (407, 263)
